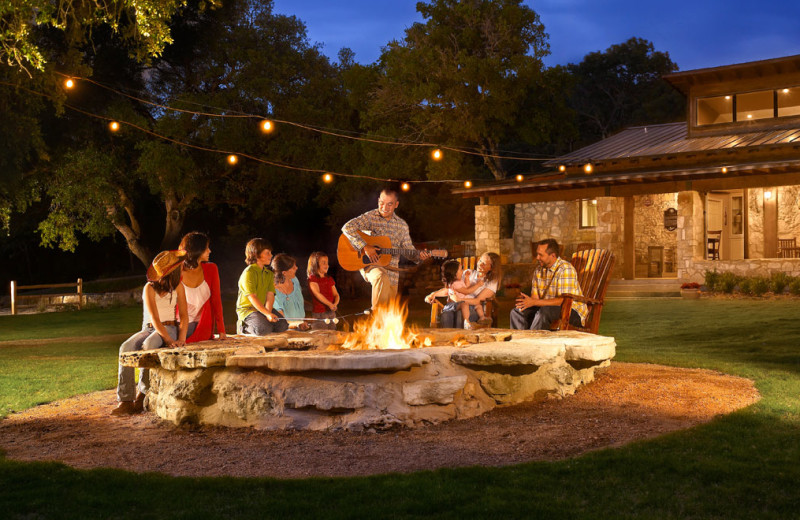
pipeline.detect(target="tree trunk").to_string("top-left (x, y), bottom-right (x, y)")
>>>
top-left (107, 190), bottom-right (153, 267)
top-left (160, 191), bottom-right (196, 250)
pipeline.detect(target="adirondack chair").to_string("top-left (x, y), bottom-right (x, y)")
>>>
top-left (429, 256), bottom-right (498, 328)
top-left (552, 248), bottom-right (615, 334)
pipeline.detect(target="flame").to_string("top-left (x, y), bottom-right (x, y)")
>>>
top-left (340, 298), bottom-right (419, 350)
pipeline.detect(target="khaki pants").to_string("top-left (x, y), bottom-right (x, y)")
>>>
top-left (363, 267), bottom-right (397, 308)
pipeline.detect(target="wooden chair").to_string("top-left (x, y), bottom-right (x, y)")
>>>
top-left (707, 230), bottom-right (721, 260)
top-left (552, 248), bottom-right (615, 335)
top-left (779, 237), bottom-right (797, 258)
top-left (429, 256), bottom-right (498, 328)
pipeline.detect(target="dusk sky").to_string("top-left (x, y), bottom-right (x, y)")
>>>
top-left (271, 0), bottom-right (800, 72)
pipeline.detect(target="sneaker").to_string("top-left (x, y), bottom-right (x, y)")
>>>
top-left (463, 319), bottom-right (473, 330)
top-left (132, 392), bottom-right (146, 413)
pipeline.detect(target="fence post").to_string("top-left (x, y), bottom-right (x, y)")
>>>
top-left (77, 278), bottom-right (83, 310)
top-left (10, 280), bottom-right (16, 316)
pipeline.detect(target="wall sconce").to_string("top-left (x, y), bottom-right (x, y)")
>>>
top-left (764, 190), bottom-right (773, 200)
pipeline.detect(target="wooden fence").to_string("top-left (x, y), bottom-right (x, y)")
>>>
top-left (9, 278), bottom-right (83, 315)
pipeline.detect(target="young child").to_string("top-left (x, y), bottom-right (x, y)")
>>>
top-left (307, 251), bottom-right (340, 330)
top-left (112, 250), bottom-right (189, 415)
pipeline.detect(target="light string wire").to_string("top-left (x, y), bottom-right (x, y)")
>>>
top-left (60, 72), bottom-right (556, 162)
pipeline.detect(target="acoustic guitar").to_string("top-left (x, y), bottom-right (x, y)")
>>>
top-left (337, 231), bottom-right (448, 271)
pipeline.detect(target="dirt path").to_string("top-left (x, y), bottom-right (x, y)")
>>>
top-left (0, 362), bottom-right (759, 479)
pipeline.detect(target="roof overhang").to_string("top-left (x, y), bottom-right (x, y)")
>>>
top-left (453, 159), bottom-right (800, 204)
top-left (665, 54), bottom-right (800, 96)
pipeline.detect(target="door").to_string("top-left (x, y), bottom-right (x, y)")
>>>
top-left (707, 196), bottom-right (723, 259)
top-left (728, 192), bottom-right (745, 260)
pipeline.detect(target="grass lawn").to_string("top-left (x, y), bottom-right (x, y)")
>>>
top-left (1, 298), bottom-right (800, 518)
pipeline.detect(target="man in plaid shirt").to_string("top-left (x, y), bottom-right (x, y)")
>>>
top-left (342, 189), bottom-right (430, 308)
top-left (510, 238), bottom-right (587, 330)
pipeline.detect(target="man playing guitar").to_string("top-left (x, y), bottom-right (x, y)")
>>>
top-left (342, 189), bottom-right (431, 308)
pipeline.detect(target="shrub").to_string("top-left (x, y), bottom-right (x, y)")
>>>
top-left (718, 272), bottom-right (740, 293)
top-left (704, 270), bottom-right (721, 292)
top-left (769, 272), bottom-right (793, 294)
top-left (789, 278), bottom-right (800, 295)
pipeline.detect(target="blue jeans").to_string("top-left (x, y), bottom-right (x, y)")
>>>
top-left (238, 310), bottom-right (289, 335)
top-left (509, 306), bottom-right (582, 330)
top-left (439, 303), bottom-right (479, 328)
top-left (116, 322), bottom-right (195, 402)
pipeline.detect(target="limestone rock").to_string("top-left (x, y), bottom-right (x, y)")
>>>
top-left (283, 381), bottom-right (366, 411)
top-left (403, 375), bottom-right (467, 405)
top-left (158, 347), bottom-right (242, 370)
top-left (451, 339), bottom-right (564, 367)
top-left (227, 349), bottom-right (431, 372)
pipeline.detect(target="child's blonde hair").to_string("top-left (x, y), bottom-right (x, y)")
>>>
top-left (307, 251), bottom-right (328, 278)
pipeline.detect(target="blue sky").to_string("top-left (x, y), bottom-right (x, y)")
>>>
top-left (271, 0), bottom-right (800, 72)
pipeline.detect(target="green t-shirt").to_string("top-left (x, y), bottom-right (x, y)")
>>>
top-left (236, 264), bottom-right (276, 321)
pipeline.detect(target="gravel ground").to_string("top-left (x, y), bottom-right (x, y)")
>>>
top-left (0, 362), bottom-right (759, 479)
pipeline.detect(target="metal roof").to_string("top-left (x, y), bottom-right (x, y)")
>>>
top-left (543, 122), bottom-right (800, 167)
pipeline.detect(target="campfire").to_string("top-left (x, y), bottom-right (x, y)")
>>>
top-left (337, 298), bottom-right (431, 350)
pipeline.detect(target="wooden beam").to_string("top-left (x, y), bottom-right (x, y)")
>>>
top-left (623, 197), bottom-right (635, 279)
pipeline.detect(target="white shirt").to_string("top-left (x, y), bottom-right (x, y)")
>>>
top-left (183, 280), bottom-right (211, 323)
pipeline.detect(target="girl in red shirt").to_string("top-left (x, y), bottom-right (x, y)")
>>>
top-left (307, 251), bottom-right (340, 330)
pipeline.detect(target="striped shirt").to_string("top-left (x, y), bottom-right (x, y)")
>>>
top-left (532, 257), bottom-right (587, 325)
top-left (342, 209), bottom-right (417, 287)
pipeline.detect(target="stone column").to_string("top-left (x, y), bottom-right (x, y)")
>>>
top-left (676, 190), bottom-right (703, 280)
top-left (596, 197), bottom-right (625, 278)
top-left (475, 204), bottom-right (501, 255)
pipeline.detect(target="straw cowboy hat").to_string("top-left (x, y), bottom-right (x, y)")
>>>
top-left (146, 250), bottom-right (187, 282)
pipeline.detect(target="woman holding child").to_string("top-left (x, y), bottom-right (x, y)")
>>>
top-left (428, 252), bottom-right (501, 329)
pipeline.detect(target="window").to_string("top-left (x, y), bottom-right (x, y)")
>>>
top-left (579, 199), bottom-right (597, 228)
top-left (777, 87), bottom-right (800, 117)
top-left (731, 196), bottom-right (743, 235)
top-left (696, 86), bottom-right (800, 126)
top-left (697, 95), bottom-right (733, 125)
top-left (736, 90), bottom-right (773, 121)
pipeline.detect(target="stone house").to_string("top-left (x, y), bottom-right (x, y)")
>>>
top-left (458, 54), bottom-right (800, 283)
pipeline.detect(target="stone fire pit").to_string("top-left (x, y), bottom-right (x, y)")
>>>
top-left (119, 328), bottom-right (615, 431)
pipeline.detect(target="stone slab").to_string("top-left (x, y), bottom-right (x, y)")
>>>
top-left (403, 375), bottom-right (468, 405)
top-left (451, 339), bottom-right (565, 367)
top-left (227, 349), bottom-right (432, 372)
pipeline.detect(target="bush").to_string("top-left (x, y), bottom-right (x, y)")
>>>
top-left (740, 277), bottom-right (770, 296)
top-left (769, 272), bottom-right (793, 294)
top-left (789, 278), bottom-right (800, 295)
top-left (704, 270), bottom-right (721, 292)
top-left (718, 272), bottom-right (740, 293)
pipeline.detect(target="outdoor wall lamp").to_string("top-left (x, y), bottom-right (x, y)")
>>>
top-left (764, 190), bottom-right (773, 200)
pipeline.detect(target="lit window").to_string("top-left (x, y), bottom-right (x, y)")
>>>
top-left (697, 95), bottom-right (733, 125)
top-left (579, 199), bottom-right (597, 229)
top-left (778, 87), bottom-right (800, 117)
top-left (736, 90), bottom-right (773, 121)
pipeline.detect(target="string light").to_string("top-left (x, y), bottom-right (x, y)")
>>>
top-left (559, 165), bottom-right (566, 172)
top-left (515, 174), bottom-right (523, 182)
top-left (401, 182), bottom-right (410, 192)
top-left (322, 173), bottom-right (333, 183)
top-left (227, 154), bottom-right (238, 165)
top-left (64, 78), bottom-right (74, 89)
top-left (431, 148), bottom-right (443, 161)
top-left (722, 166), bottom-right (728, 173)
top-left (464, 180), bottom-right (472, 188)
top-left (583, 163), bottom-right (593, 174)
top-left (260, 119), bottom-right (274, 133)
top-left (108, 121), bottom-right (120, 132)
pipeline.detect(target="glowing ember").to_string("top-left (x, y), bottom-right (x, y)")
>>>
top-left (340, 299), bottom-right (420, 350)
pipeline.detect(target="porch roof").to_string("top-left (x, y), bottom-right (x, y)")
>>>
top-left (456, 122), bottom-right (800, 203)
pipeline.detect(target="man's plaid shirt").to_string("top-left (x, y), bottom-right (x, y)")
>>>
top-left (342, 209), bottom-right (417, 287)
top-left (531, 257), bottom-right (587, 324)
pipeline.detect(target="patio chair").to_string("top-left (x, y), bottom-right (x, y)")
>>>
top-left (707, 230), bottom-right (721, 260)
top-left (551, 248), bottom-right (615, 335)
top-left (778, 237), bottom-right (797, 258)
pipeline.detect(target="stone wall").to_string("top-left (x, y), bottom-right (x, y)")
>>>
top-left (595, 197), bottom-right (625, 278)
top-left (633, 194), bottom-right (679, 277)
top-left (748, 189), bottom-right (765, 259)
top-left (676, 190), bottom-right (705, 280)
top-left (512, 201), bottom-right (596, 263)
top-left (475, 205), bottom-right (501, 257)
top-left (681, 258), bottom-right (800, 283)
top-left (777, 186), bottom-right (800, 241)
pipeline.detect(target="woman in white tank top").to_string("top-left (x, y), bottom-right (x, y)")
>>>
top-left (180, 232), bottom-right (227, 342)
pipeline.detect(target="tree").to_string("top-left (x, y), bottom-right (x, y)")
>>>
top-left (369, 0), bottom-right (553, 181)
top-left (1, 0), bottom-right (214, 75)
top-left (568, 37), bottom-right (685, 145)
